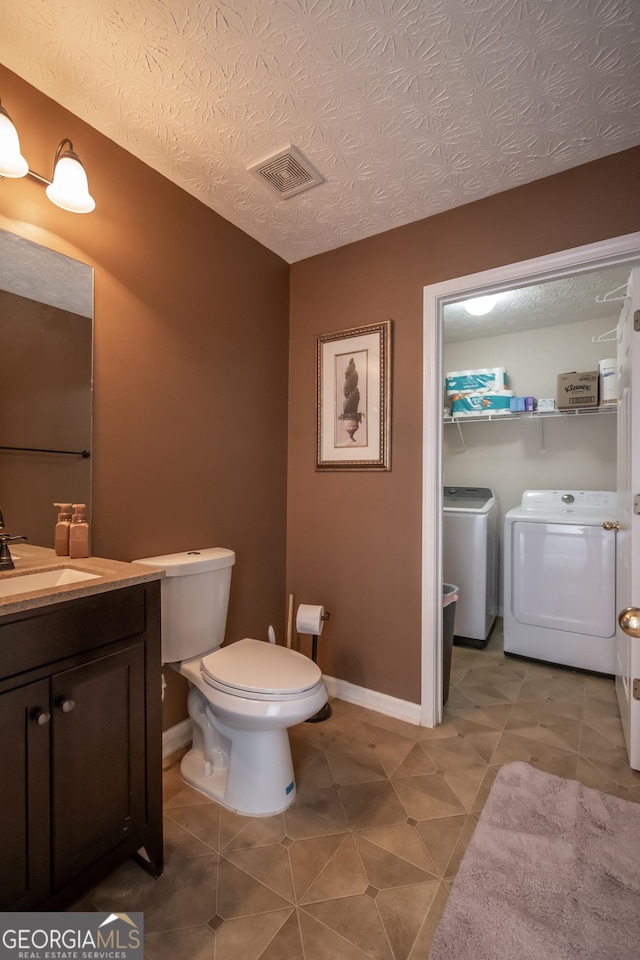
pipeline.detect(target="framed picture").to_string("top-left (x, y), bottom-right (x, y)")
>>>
top-left (316, 320), bottom-right (392, 470)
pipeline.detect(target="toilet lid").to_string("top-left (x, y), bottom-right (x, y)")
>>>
top-left (200, 638), bottom-right (322, 697)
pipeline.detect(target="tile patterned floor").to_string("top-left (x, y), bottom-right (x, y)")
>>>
top-left (78, 622), bottom-right (640, 958)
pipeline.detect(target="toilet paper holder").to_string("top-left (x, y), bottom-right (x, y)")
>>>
top-left (310, 611), bottom-right (330, 663)
top-left (306, 611), bottom-right (332, 724)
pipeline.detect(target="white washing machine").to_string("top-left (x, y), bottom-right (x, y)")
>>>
top-left (443, 487), bottom-right (499, 645)
top-left (504, 489), bottom-right (618, 674)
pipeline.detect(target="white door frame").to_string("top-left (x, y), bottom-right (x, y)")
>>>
top-left (421, 231), bottom-right (640, 727)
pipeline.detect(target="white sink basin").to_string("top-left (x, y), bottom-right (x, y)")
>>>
top-left (0, 567), bottom-right (101, 599)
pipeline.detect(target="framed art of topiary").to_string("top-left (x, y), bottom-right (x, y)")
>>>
top-left (316, 320), bottom-right (392, 470)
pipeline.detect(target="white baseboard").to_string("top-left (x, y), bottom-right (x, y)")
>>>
top-left (162, 718), bottom-right (192, 759)
top-left (323, 675), bottom-right (421, 726)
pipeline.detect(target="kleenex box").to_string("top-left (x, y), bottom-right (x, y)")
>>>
top-left (557, 371), bottom-right (599, 409)
top-left (452, 390), bottom-right (513, 416)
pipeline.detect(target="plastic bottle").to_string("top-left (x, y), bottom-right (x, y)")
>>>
top-left (69, 503), bottom-right (90, 559)
top-left (53, 502), bottom-right (73, 556)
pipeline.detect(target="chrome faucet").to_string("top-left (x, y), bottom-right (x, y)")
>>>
top-left (0, 510), bottom-right (27, 571)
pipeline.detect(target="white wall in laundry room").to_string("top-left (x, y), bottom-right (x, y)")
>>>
top-left (443, 315), bottom-right (617, 607)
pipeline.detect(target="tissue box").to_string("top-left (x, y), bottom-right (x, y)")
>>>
top-left (557, 371), bottom-right (599, 409)
top-left (537, 398), bottom-right (555, 412)
top-left (452, 391), bottom-right (513, 416)
top-left (445, 367), bottom-right (507, 396)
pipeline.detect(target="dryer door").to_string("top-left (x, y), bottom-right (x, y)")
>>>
top-left (512, 521), bottom-right (615, 638)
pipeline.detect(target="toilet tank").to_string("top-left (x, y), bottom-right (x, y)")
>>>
top-left (133, 548), bottom-right (235, 662)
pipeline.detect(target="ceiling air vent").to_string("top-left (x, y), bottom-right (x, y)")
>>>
top-left (248, 145), bottom-right (324, 199)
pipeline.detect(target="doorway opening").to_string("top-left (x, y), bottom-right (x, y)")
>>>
top-left (421, 232), bottom-right (640, 728)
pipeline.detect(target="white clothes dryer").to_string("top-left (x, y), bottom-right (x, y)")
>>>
top-left (443, 487), bottom-right (499, 646)
top-left (503, 489), bottom-right (618, 674)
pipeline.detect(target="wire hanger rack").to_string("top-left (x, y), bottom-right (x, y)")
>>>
top-left (595, 282), bottom-right (628, 304)
top-left (592, 327), bottom-right (618, 344)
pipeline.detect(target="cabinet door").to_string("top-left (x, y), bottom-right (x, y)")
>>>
top-left (51, 644), bottom-right (145, 891)
top-left (0, 679), bottom-right (50, 909)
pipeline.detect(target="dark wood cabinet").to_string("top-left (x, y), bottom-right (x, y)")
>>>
top-left (0, 678), bottom-right (50, 910)
top-left (51, 644), bottom-right (147, 891)
top-left (0, 581), bottom-right (163, 911)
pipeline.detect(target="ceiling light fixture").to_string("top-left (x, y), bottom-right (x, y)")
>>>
top-left (44, 139), bottom-right (95, 214)
top-left (463, 294), bottom-right (499, 316)
top-left (0, 102), bottom-right (28, 177)
top-left (0, 98), bottom-right (95, 213)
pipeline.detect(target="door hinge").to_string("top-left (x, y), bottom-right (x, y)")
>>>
top-left (635, 309), bottom-right (640, 332)
top-left (634, 678), bottom-right (640, 701)
top-left (635, 495), bottom-right (640, 516)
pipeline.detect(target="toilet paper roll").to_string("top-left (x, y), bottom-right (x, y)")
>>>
top-left (296, 604), bottom-right (325, 636)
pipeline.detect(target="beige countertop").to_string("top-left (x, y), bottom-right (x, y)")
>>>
top-left (0, 544), bottom-right (164, 618)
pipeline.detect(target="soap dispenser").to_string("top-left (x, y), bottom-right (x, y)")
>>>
top-left (69, 503), bottom-right (90, 559)
top-left (53, 502), bottom-right (73, 556)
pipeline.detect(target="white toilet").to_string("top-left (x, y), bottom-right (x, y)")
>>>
top-left (134, 547), bottom-right (328, 816)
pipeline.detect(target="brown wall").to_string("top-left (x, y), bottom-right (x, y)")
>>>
top-left (3, 63), bottom-right (640, 721)
top-left (0, 65), bottom-right (290, 730)
top-left (287, 147), bottom-right (640, 705)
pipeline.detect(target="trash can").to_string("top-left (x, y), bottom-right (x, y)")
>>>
top-left (442, 584), bottom-right (459, 705)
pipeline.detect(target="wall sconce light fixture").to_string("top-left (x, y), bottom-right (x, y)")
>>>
top-left (0, 99), bottom-right (95, 213)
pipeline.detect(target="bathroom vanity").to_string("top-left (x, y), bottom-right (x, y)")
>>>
top-left (0, 546), bottom-right (164, 910)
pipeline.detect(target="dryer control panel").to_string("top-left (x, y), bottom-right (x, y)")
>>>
top-left (520, 489), bottom-right (617, 512)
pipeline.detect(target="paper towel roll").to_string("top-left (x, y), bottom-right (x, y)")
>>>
top-left (296, 604), bottom-right (325, 636)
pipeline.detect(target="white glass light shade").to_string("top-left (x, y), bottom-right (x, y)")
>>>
top-left (0, 108), bottom-right (28, 178)
top-left (463, 295), bottom-right (499, 316)
top-left (46, 147), bottom-right (95, 213)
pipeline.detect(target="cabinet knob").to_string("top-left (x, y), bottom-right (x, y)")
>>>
top-left (59, 699), bottom-right (76, 713)
top-left (603, 520), bottom-right (620, 531)
top-left (34, 710), bottom-right (51, 726)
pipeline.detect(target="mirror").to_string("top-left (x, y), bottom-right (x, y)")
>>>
top-left (0, 229), bottom-right (93, 549)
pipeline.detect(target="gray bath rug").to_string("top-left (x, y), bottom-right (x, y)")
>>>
top-left (430, 761), bottom-right (640, 959)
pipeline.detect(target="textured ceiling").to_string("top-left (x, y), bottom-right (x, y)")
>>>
top-left (1, 0), bottom-right (639, 263)
top-left (443, 264), bottom-right (634, 342)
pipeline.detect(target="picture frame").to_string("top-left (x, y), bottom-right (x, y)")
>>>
top-left (316, 320), bottom-right (392, 470)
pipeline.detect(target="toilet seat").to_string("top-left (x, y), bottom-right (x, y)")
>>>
top-left (200, 637), bottom-right (322, 701)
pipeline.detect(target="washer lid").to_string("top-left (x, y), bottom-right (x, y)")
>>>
top-left (443, 486), bottom-right (495, 512)
top-left (201, 638), bottom-right (321, 695)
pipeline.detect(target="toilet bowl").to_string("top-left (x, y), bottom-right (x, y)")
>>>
top-left (181, 639), bottom-right (327, 815)
top-left (134, 548), bottom-right (328, 816)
